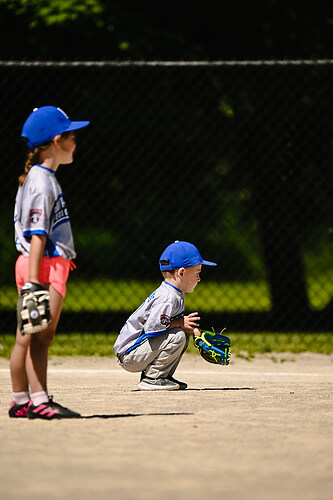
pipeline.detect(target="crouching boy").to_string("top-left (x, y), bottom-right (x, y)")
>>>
top-left (113, 241), bottom-right (217, 390)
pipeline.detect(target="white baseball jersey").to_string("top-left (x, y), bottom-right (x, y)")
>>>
top-left (14, 164), bottom-right (76, 259)
top-left (113, 281), bottom-right (185, 355)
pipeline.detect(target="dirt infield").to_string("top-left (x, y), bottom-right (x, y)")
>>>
top-left (0, 352), bottom-right (332, 500)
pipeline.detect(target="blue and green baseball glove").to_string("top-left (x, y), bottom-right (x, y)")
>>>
top-left (193, 329), bottom-right (231, 365)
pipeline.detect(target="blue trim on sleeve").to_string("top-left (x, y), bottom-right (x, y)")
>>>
top-left (23, 229), bottom-right (48, 237)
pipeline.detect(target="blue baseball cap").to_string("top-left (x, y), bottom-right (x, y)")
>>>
top-left (21, 106), bottom-right (90, 148)
top-left (159, 241), bottom-right (217, 271)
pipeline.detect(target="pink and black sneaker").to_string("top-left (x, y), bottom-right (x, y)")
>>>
top-left (8, 401), bottom-right (29, 418)
top-left (27, 397), bottom-right (81, 420)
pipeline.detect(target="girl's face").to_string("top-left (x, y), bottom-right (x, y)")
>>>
top-left (58, 132), bottom-right (77, 164)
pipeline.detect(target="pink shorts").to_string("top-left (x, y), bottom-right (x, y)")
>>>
top-left (15, 255), bottom-right (73, 298)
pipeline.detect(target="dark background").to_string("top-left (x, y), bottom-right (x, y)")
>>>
top-left (0, 1), bottom-right (332, 333)
top-left (0, 1), bottom-right (333, 61)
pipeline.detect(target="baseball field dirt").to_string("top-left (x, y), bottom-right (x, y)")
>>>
top-left (0, 352), bottom-right (332, 500)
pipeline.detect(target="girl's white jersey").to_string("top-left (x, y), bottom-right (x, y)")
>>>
top-left (14, 164), bottom-right (76, 259)
top-left (113, 281), bottom-right (185, 355)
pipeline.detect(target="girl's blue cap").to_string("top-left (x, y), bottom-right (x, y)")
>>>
top-left (159, 241), bottom-right (217, 271)
top-left (21, 106), bottom-right (90, 148)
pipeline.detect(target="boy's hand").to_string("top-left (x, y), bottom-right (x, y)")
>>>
top-left (192, 327), bottom-right (202, 337)
top-left (182, 312), bottom-right (201, 334)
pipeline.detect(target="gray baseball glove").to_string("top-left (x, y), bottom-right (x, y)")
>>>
top-left (17, 282), bottom-right (50, 335)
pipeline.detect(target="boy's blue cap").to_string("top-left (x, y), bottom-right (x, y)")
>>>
top-left (21, 106), bottom-right (90, 148)
top-left (159, 241), bottom-right (217, 271)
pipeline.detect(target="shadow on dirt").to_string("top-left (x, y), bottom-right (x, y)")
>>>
top-left (187, 387), bottom-right (256, 391)
top-left (82, 412), bottom-right (193, 419)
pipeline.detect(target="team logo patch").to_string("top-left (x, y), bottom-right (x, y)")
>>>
top-left (30, 209), bottom-right (42, 225)
top-left (160, 314), bottom-right (170, 326)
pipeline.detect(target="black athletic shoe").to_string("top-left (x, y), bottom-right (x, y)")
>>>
top-left (8, 401), bottom-right (29, 418)
top-left (167, 376), bottom-right (187, 390)
top-left (27, 397), bottom-right (81, 420)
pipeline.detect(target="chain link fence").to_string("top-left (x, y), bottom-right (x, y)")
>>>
top-left (0, 60), bottom-right (332, 333)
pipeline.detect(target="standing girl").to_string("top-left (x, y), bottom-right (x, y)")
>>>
top-left (9, 106), bottom-right (89, 419)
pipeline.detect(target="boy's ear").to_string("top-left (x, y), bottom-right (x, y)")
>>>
top-left (178, 267), bottom-right (186, 277)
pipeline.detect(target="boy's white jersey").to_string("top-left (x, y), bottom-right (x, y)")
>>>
top-left (113, 281), bottom-right (185, 355)
top-left (14, 164), bottom-right (76, 259)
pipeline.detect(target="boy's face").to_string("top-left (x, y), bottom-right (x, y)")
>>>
top-left (178, 264), bottom-right (202, 293)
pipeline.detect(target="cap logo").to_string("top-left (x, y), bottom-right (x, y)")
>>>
top-left (57, 107), bottom-right (69, 119)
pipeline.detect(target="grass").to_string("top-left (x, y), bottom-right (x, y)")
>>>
top-left (1, 277), bottom-right (332, 360)
top-left (1, 276), bottom-right (332, 313)
top-left (0, 332), bottom-right (332, 360)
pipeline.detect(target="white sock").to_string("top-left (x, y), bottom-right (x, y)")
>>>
top-left (12, 391), bottom-right (30, 405)
top-left (31, 391), bottom-right (49, 406)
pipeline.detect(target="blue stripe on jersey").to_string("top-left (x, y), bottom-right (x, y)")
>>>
top-left (45, 238), bottom-right (61, 257)
top-left (124, 327), bottom-right (171, 354)
top-left (54, 193), bottom-right (64, 202)
top-left (123, 309), bottom-right (185, 355)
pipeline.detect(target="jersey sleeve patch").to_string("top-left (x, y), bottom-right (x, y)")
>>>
top-left (29, 209), bottom-right (43, 225)
top-left (160, 313), bottom-right (170, 327)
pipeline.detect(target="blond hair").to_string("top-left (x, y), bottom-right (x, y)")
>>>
top-left (18, 132), bottom-right (72, 186)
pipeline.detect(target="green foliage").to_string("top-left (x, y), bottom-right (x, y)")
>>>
top-left (0, 1), bottom-right (332, 61)
top-left (0, 336), bottom-right (14, 358)
top-left (0, 0), bottom-right (103, 27)
top-left (219, 98), bottom-right (235, 118)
